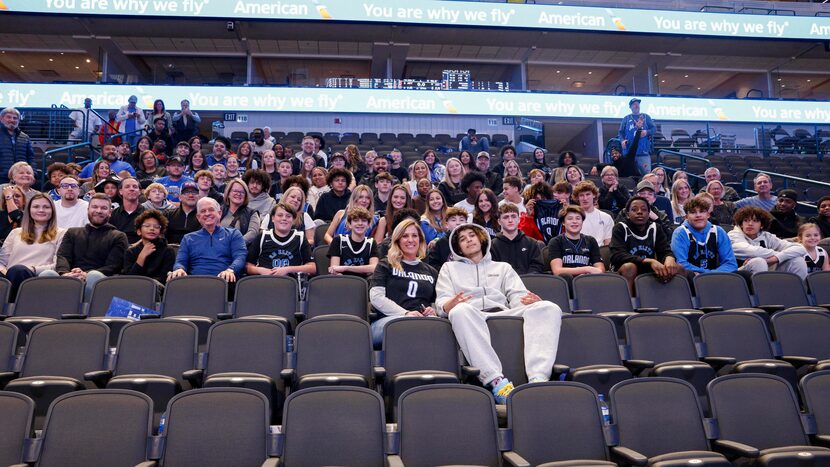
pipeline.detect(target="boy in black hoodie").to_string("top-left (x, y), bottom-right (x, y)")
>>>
top-left (491, 203), bottom-right (545, 274)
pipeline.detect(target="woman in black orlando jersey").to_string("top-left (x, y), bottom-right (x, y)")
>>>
top-left (369, 217), bottom-right (439, 347)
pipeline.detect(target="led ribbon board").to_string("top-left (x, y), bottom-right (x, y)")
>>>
top-left (2, 83), bottom-right (830, 124)
top-left (0, 0), bottom-right (829, 41)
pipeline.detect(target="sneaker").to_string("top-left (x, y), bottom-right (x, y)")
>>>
top-left (528, 377), bottom-right (548, 384)
top-left (491, 378), bottom-right (514, 404)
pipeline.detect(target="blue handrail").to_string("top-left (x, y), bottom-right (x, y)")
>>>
top-left (740, 168), bottom-right (830, 210)
top-left (656, 149), bottom-right (713, 171)
top-left (41, 142), bottom-right (98, 186)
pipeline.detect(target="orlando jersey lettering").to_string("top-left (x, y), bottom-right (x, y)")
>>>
top-left (621, 222), bottom-right (657, 259)
top-left (534, 199), bottom-right (564, 244)
top-left (370, 260), bottom-right (438, 314)
top-left (247, 230), bottom-right (311, 268)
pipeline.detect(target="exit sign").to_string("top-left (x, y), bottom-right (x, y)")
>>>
top-left (223, 112), bottom-right (236, 122)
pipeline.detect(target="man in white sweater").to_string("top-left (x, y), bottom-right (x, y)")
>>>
top-left (728, 205), bottom-right (808, 279)
top-left (435, 223), bottom-right (562, 403)
top-left (54, 175), bottom-right (89, 229)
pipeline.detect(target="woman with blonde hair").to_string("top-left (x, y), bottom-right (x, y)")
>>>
top-left (281, 185), bottom-right (316, 245)
top-left (0, 193), bottom-right (66, 297)
top-left (651, 167), bottom-right (671, 198)
top-left (5, 162), bottom-right (37, 201)
top-left (221, 178), bottom-right (262, 245)
top-left (438, 157), bottom-right (467, 205)
top-left (503, 159), bottom-right (524, 184)
top-left (324, 184), bottom-right (377, 244)
top-left (670, 178), bottom-right (693, 224)
top-left (408, 160), bottom-right (432, 198)
top-left (307, 166), bottom-right (330, 211)
top-left (368, 217), bottom-right (438, 346)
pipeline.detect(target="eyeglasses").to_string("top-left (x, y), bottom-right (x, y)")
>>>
top-left (60, 183), bottom-right (80, 189)
top-left (141, 223), bottom-right (162, 230)
top-left (230, 190), bottom-right (246, 195)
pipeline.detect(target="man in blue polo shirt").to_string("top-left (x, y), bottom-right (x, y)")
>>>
top-left (78, 144), bottom-right (136, 179)
top-left (155, 156), bottom-right (193, 203)
top-left (169, 197), bottom-right (246, 283)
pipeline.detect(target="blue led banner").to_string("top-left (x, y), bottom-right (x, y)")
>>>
top-left (2, 83), bottom-right (830, 124)
top-left (1, 0), bottom-right (829, 41)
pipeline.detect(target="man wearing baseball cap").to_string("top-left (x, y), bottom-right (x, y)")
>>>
top-left (116, 95), bottom-right (146, 147)
top-left (164, 181), bottom-right (201, 244)
top-left (474, 151), bottom-right (502, 195)
top-left (769, 188), bottom-right (804, 239)
top-left (155, 156), bottom-right (193, 203)
top-left (617, 97), bottom-right (656, 176)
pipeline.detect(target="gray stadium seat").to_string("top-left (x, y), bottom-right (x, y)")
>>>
top-left (5, 321), bottom-right (109, 429)
top-left (86, 319), bottom-right (198, 429)
top-left (707, 374), bottom-right (830, 465)
top-left (800, 370), bottom-right (830, 448)
top-left (574, 273), bottom-right (639, 340)
top-left (233, 275), bottom-right (297, 329)
top-left (807, 271), bottom-right (830, 307)
top-left (610, 378), bottom-right (730, 466)
top-left (149, 388), bottom-right (277, 467)
top-left (395, 385), bottom-right (501, 467)
top-left (694, 272), bottom-right (761, 312)
top-left (377, 317), bottom-right (464, 418)
top-left (520, 274), bottom-right (571, 312)
top-left (6, 277), bottom-right (84, 344)
top-left (312, 244), bottom-right (330, 276)
top-left (20, 390), bottom-right (152, 467)
top-left (0, 391), bottom-right (33, 467)
top-left (185, 318), bottom-right (287, 423)
top-left (486, 316), bottom-right (528, 386)
top-left (0, 322), bottom-right (19, 387)
top-left (87, 276), bottom-right (160, 348)
top-left (635, 273), bottom-right (703, 337)
top-left (752, 271), bottom-right (814, 312)
top-left (161, 276), bottom-right (228, 348)
top-left (277, 387), bottom-right (387, 466)
top-left (771, 309), bottom-right (830, 372)
top-left (305, 275), bottom-right (368, 320)
top-left (504, 382), bottom-right (616, 466)
top-left (285, 314), bottom-right (374, 391)
top-left (555, 314), bottom-right (640, 399)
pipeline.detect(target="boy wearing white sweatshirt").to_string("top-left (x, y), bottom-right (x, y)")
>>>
top-left (728, 206), bottom-right (808, 279)
top-left (435, 223), bottom-right (562, 403)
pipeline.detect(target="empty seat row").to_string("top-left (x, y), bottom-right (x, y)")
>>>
top-left (3, 372), bottom-right (830, 466)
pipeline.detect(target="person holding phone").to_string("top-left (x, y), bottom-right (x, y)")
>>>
top-left (116, 95), bottom-right (146, 147)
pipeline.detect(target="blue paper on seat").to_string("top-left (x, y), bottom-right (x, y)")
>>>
top-left (105, 297), bottom-right (157, 320)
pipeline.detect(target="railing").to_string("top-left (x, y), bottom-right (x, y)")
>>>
top-left (656, 149), bottom-right (713, 171)
top-left (653, 163), bottom-right (708, 191)
top-left (740, 168), bottom-right (830, 211)
top-left (40, 142), bottom-right (99, 187)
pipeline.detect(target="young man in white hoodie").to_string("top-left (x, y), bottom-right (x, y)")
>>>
top-left (435, 223), bottom-right (562, 403)
top-left (728, 205), bottom-right (808, 279)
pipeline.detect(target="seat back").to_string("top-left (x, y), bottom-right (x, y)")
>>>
top-left (398, 385), bottom-right (500, 467)
top-left (574, 274), bottom-right (633, 313)
top-left (0, 392), bottom-right (33, 467)
top-left (800, 370), bottom-right (830, 437)
top-left (88, 276), bottom-right (159, 317)
top-left (520, 274), bottom-right (571, 312)
top-left (486, 316), bottom-right (527, 386)
top-left (233, 275), bottom-right (297, 322)
top-left (699, 312), bottom-right (774, 361)
top-left (281, 387), bottom-right (385, 466)
top-left (20, 321), bottom-right (109, 379)
top-left (0, 277), bottom-right (10, 304)
top-left (14, 277), bottom-right (83, 318)
top-left (557, 315), bottom-right (623, 368)
top-left (508, 382), bottom-right (610, 464)
top-left (312, 244), bottom-right (330, 276)
top-left (707, 374), bottom-right (808, 450)
top-left (313, 224), bottom-right (330, 248)
top-left (293, 315), bottom-right (372, 381)
top-left (611, 378), bottom-right (712, 458)
top-left (382, 318), bottom-right (459, 379)
top-left (635, 274), bottom-right (694, 310)
top-left (114, 320), bottom-right (198, 380)
top-left (162, 276), bottom-right (227, 318)
top-left (695, 273), bottom-right (754, 310)
top-left (624, 314), bottom-right (698, 363)
top-left (807, 271), bottom-right (830, 306)
top-left (771, 310), bottom-right (830, 360)
top-left (752, 271), bottom-right (810, 308)
top-left (0, 322), bottom-right (18, 371)
top-left (161, 388), bottom-right (270, 467)
top-left (36, 390), bottom-right (152, 467)
top-left (305, 275), bottom-right (368, 320)
top-left (204, 319), bottom-right (286, 384)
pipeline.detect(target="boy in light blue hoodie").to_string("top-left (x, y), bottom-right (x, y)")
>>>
top-left (671, 197), bottom-right (737, 274)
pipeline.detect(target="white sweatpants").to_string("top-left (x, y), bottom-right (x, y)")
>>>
top-left (740, 256), bottom-right (808, 280)
top-left (447, 300), bottom-right (562, 385)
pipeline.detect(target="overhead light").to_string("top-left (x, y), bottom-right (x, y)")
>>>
top-left (777, 78), bottom-right (782, 81)
top-left (566, 76), bottom-right (571, 80)
top-left (661, 80), bottom-right (666, 83)
top-left (587, 71), bottom-right (592, 75)
top-left (60, 52), bottom-right (64, 55)
top-left (684, 74), bottom-right (689, 78)
top-left (807, 79), bottom-right (812, 82)
top-left (85, 58), bottom-right (91, 63)
top-left (572, 81), bottom-right (585, 88)
top-left (48, 58), bottom-right (53, 62)
top-left (556, 70), bottom-right (560, 74)
top-left (653, 73), bottom-right (659, 77)
top-left (75, 66), bottom-right (79, 69)
top-left (19, 65), bottom-right (24, 68)
top-left (697, 87), bottom-right (701, 90)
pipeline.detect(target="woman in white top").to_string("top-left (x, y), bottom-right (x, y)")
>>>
top-left (307, 166), bottom-right (330, 212)
top-left (670, 178), bottom-right (692, 224)
top-left (0, 193), bottom-right (66, 298)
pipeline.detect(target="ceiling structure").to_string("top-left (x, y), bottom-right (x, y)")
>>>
top-left (0, 12), bottom-right (828, 101)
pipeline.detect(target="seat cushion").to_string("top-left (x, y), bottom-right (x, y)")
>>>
top-left (648, 450), bottom-right (730, 466)
top-left (539, 460), bottom-right (616, 467)
top-left (757, 446), bottom-right (830, 467)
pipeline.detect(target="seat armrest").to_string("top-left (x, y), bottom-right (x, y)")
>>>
top-left (699, 306), bottom-right (724, 313)
top-left (817, 304), bottom-right (830, 312)
top-left (461, 366), bottom-right (480, 383)
top-left (83, 370), bottom-right (113, 388)
top-left (386, 455), bottom-right (404, 467)
top-left (634, 307), bottom-right (660, 313)
top-left (813, 434), bottom-right (830, 448)
top-left (712, 439), bottom-right (760, 459)
top-left (610, 446), bottom-right (648, 466)
top-left (779, 355), bottom-right (818, 367)
top-left (0, 371), bottom-right (17, 389)
top-left (757, 305), bottom-right (784, 313)
top-left (368, 311), bottom-right (378, 321)
top-left (293, 311), bottom-right (305, 323)
top-left (373, 366), bottom-right (386, 382)
top-left (701, 356), bottom-right (736, 370)
top-left (573, 309), bottom-right (592, 314)
top-left (260, 458), bottom-right (279, 467)
top-left (280, 368), bottom-right (295, 383)
top-left (553, 364), bottom-right (570, 378)
top-left (182, 369), bottom-right (204, 388)
top-left (502, 451), bottom-right (531, 467)
top-left (623, 359), bottom-right (654, 376)
top-left (8, 464), bottom-right (30, 467)
top-left (140, 314), bottom-right (160, 320)
top-left (134, 462), bottom-right (158, 467)
top-left (0, 315), bottom-right (7, 321)
top-left (216, 312), bottom-right (234, 321)
top-left (60, 313), bottom-right (86, 320)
